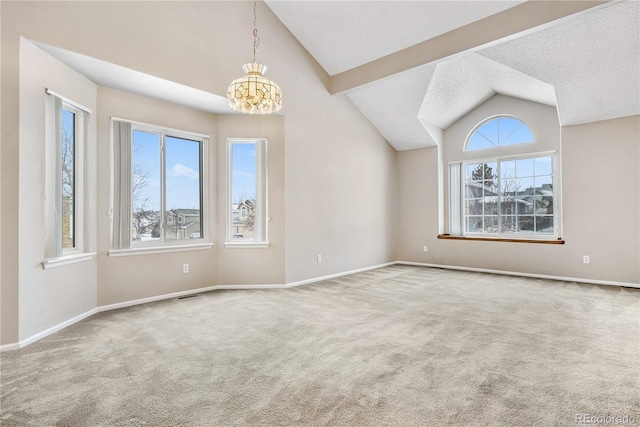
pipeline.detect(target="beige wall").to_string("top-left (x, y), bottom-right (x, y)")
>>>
top-left (17, 39), bottom-right (98, 341)
top-left (217, 115), bottom-right (286, 285)
top-left (443, 94), bottom-right (561, 233)
top-left (398, 114), bottom-right (640, 284)
top-left (284, 93), bottom-right (398, 283)
top-left (561, 116), bottom-right (639, 283)
top-left (1, 2), bottom-right (20, 346)
top-left (1, 1), bottom-right (398, 345)
top-left (97, 88), bottom-right (219, 306)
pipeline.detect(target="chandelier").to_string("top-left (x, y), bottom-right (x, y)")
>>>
top-left (227, 1), bottom-right (282, 114)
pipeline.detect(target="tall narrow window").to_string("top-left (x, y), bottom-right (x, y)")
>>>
top-left (226, 138), bottom-right (268, 246)
top-left (45, 90), bottom-right (88, 262)
top-left (112, 119), bottom-right (209, 251)
top-left (61, 108), bottom-right (76, 249)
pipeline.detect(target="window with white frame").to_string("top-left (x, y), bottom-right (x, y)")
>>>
top-left (226, 138), bottom-right (268, 246)
top-left (449, 116), bottom-right (559, 239)
top-left (111, 119), bottom-right (209, 251)
top-left (44, 91), bottom-right (88, 260)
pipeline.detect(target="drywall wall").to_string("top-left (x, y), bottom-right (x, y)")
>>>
top-left (0, 0), bottom-right (5, 347)
top-left (0, 1), bottom-right (397, 287)
top-left (16, 39), bottom-right (98, 341)
top-left (1, 2), bottom-right (20, 346)
top-left (560, 115), bottom-right (639, 284)
top-left (97, 87), bottom-right (219, 307)
top-left (1, 1), bottom-right (397, 343)
top-left (283, 82), bottom-right (398, 283)
top-left (398, 113), bottom-right (639, 284)
top-left (217, 115), bottom-right (286, 286)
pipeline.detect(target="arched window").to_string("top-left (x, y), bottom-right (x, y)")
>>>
top-left (466, 116), bottom-right (534, 151)
top-left (448, 114), bottom-right (559, 240)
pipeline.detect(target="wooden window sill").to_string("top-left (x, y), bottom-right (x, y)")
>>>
top-left (437, 234), bottom-right (565, 244)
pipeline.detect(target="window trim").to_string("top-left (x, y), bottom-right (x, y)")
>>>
top-left (61, 103), bottom-right (85, 254)
top-left (464, 114), bottom-right (536, 152)
top-left (225, 137), bottom-right (269, 248)
top-left (110, 118), bottom-right (211, 253)
top-left (43, 90), bottom-right (90, 266)
top-left (437, 234), bottom-right (564, 244)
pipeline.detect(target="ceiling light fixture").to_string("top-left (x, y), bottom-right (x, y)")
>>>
top-left (227, 0), bottom-right (282, 114)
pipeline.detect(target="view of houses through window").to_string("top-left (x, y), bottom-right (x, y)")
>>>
top-left (131, 130), bottom-right (203, 243)
top-left (230, 142), bottom-right (257, 240)
top-left (464, 156), bottom-right (554, 235)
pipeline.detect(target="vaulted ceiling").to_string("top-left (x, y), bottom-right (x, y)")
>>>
top-left (36, 1), bottom-right (639, 153)
top-left (266, 0), bottom-right (640, 150)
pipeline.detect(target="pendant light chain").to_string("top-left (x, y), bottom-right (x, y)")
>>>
top-left (252, 0), bottom-right (260, 63)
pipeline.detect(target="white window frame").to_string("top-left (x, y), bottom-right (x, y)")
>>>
top-left (448, 113), bottom-right (562, 242)
top-left (465, 115), bottom-right (535, 151)
top-left (109, 118), bottom-right (212, 256)
top-left (225, 138), bottom-right (269, 248)
top-left (43, 90), bottom-right (94, 268)
top-left (451, 151), bottom-right (560, 240)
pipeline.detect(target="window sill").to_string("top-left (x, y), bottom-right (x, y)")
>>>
top-left (108, 243), bottom-right (214, 257)
top-left (224, 241), bottom-right (270, 249)
top-left (42, 252), bottom-right (97, 269)
top-left (437, 234), bottom-right (564, 244)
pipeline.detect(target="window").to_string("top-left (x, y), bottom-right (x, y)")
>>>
top-left (449, 115), bottom-right (559, 240)
top-left (463, 156), bottom-right (554, 236)
top-left (112, 119), bottom-right (210, 252)
top-left (466, 116), bottom-right (534, 151)
top-left (44, 90), bottom-right (89, 262)
top-left (226, 138), bottom-right (268, 247)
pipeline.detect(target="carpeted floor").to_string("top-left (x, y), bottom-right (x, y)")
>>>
top-left (1, 265), bottom-right (639, 426)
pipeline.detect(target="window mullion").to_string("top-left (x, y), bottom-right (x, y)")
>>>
top-left (160, 133), bottom-right (167, 243)
top-left (497, 160), bottom-right (501, 234)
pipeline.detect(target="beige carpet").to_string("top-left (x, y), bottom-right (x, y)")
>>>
top-left (1, 265), bottom-right (639, 426)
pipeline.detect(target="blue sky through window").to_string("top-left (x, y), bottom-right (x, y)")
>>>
top-left (132, 131), bottom-right (201, 211)
top-left (166, 136), bottom-right (201, 210)
top-left (231, 143), bottom-right (256, 204)
top-left (467, 117), bottom-right (534, 151)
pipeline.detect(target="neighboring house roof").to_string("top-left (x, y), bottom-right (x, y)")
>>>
top-left (168, 209), bottom-right (200, 215)
top-left (238, 200), bottom-right (256, 208)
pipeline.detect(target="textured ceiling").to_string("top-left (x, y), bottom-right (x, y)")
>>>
top-left (478, 0), bottom-right (639, 127)
top-left (36, 1), bottom-right (639, 153)
top-left (269, 0), bottom-right (640, 151)
top-left (418, 54), bottom-right (556, 129)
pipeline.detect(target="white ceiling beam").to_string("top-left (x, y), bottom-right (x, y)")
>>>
top-left (329, 0), bottom-right (610, 95)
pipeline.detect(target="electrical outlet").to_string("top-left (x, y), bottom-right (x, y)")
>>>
top-left (583, 256), bottom-right (590, 264)
top-left (317, 254), bottom-right (322, 263)
top-left (423, 245), bottom-right (428, 253)
top-left (183, 263), bottom-right (190, 273)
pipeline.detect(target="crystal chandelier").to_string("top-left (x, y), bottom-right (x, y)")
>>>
top-left (227, 1), bottom-right (282, 114)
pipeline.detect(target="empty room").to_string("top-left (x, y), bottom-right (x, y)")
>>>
top-left (1, 1), bottom-right (639, 425)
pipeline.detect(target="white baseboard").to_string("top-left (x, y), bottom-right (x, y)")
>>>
top-left (285, 262), bottom-right (397, 288)
top-left (98, 283), bottom-right (290, 313)
top-left (98, 285), bottom-right (223, 312)
top-left (1, 307), bottom-right (99, 352)
top-left (0, 261), bottom-right (396, 351)
top-left (397, 261), bottom-right (640, 289)
top-left (8, 259), bottom-right (630, 352)
top-left (0, 342), bottom-right (20, 352)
